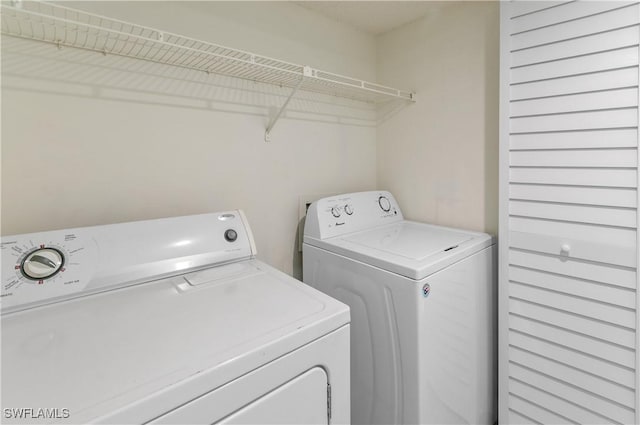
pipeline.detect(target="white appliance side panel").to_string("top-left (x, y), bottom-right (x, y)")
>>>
top-left (415, 246), bottom-right (497, 425)
top-left (302, 244), bottom-right (496, 425)
top-left (304, 244), bottom-right (413, 425)
top-left (147, 325), bottom-right (350, 425)
top-left (500, 1), bottom-right (640, 423)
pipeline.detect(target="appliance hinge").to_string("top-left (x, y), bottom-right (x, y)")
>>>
top-left (327, 383), bottom-right (332, 423)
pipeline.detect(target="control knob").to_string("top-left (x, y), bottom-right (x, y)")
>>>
top-left (21, 248), bottom-right (64, 280)
top-left (378, 196), bottom-right (391, 212)
top-left (344, 204), bottom-right (354, 215)
top-left (331, 207), bottom-right (341, 218)
top-left (224, 229), bottom-right (238, 242)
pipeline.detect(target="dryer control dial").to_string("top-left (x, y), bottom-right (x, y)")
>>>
top-left (21, 248), bottom-right (64, 280)
top-left (378, 196), bottom-right (391, 212)
top-left (331, 207), bottom-right (341, 218)
top-left (344, 204), bottom-right (354, 215)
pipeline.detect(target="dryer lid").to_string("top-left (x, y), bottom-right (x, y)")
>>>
top-left (1, 259), bottom-right (349, 423)
top-left (305, 220), bottom-right (493, 280)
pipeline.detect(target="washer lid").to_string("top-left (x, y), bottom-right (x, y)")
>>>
top-left (305, 220), bottom-right (493, 280)
top-left (345, 221), bottom-right (473, 260)
top-left (1, 260), bottom-right (349, 424)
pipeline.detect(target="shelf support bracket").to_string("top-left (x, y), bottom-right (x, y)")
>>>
top-left (265, 66), bottom-right (311, 142)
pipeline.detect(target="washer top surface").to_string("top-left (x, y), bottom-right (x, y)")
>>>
top-left (312, 221), bottom-right (491, 280)
top-left (344, 221), bottom-right (473, 261)
top-left (2, 259), bottom-right (348, 424)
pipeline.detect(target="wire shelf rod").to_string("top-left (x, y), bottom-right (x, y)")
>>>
top-left (4, 7), bottom-right (299, 74)
top-left (3, 2), bottom-right (415, 101)
top-left (1, 1), bottom-right (416, 140)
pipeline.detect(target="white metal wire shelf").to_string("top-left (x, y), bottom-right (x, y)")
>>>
top-left (0, 1), bottom-right (416, 105)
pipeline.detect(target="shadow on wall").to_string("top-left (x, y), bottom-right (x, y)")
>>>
top-left (292, 216), bottom-right (306, 280)
top-left (483, 5), bottom-right (500, 237)
top-left (1, 36), bottom-right (380, 129)
top-left (377, 97), bottom-right (411, 126)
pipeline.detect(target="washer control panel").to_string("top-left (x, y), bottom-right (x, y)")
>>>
top-left (1, 211), bottom-right (256, 314)
top-left (304, 191), bottom-right (403, 240)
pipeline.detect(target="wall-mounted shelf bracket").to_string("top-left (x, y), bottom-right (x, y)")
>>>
top-left (264, 66), bottom-right (310, 142)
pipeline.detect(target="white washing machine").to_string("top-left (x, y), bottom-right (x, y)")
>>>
top-left (303, 191), bottom-right (496, 425)
top-left (1, 211), bottom-right (350, 424)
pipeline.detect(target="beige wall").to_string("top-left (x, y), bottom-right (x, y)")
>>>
top-left (2, 1), bottom-right (500, 280)
top-left (1, 2), bottom-right (378, 278)
top-left (376, 1), bottom-right (499, 235)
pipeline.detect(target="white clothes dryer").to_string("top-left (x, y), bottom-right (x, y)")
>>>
top-left (1, 212), bottom-right (350, 424)
top-left (303, 191), bottom-right (496, 425)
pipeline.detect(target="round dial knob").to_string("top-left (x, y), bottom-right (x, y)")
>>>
top-left (21, 248), bottom-right (64, 280)
top-left (378, 196), bottom-right (391, 212)
top-left (224, 229), bottom-right (238, 242)
top-left (344, 204), bottom-right (354, 215)
top-left (331, 207), bottom-right (341, 218)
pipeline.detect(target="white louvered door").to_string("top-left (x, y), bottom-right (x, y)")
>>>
top-left (499, 2), bottom-right (640, 424)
